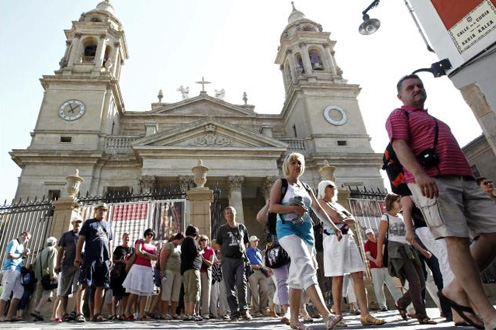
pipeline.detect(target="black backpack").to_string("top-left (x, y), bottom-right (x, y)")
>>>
top-left (382, 110), bottom-right (411, 196)
top-left (266, 178), bottom-right (312, 235)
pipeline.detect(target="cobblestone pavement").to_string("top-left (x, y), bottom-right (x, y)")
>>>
top-left (0, 308), bottom-right (476, 329)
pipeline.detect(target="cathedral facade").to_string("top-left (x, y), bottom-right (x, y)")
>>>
top-left (10, 1), bottom-right (383, 225)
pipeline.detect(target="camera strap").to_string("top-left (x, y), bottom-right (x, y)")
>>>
top-left (432, 118), bottom-right (439, 149)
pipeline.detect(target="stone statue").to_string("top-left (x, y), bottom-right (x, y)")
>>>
top-left (214, 89), bottom-right (225, 100)
top-left (177, 85), bottom-right (190, 100)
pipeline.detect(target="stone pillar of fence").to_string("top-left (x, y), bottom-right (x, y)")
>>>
top-left (50, 170), bottom-right (84, 239)
top-left (186, 160), bottom-right (214, 237)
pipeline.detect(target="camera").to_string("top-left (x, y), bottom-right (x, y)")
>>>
top-left (286, 196), bottom-right (305, 226)
top-left (417, 148), bottom-right (440, 168)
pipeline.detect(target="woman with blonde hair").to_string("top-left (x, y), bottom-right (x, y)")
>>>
top-left (317, 180), bottom-right (385, 326)
top-left (269, 152), bottom-right (342, 330)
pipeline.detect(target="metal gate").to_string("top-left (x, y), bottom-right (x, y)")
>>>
top-left (210, 188), bottom-right (222, 238)
top-left (0, 198), bottom-right (54, 266)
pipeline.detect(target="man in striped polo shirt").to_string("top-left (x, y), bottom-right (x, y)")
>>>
top-left (386, 74), bottom-right (496, 330)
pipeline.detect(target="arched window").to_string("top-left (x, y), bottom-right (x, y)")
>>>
top-left (82, 37), bottom-right (98, 63)
top-left (309, 49), bottom-right (323, 70)
top-left (302, 25), bottom-right (316, 32)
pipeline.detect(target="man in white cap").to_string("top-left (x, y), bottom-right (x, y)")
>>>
top-left (31, 236), bottom-right (58, 320)
top-left (74, 202), bottom-right (113, 322)
top-left (363, 228), bottom-right (402, 311)
top-left (53, 214), bottom-right (83, 322)
top-left (246, 235), bottom-right (270, 317)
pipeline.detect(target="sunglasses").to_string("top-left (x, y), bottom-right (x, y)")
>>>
top-left (483, 181), bottom-right (493, 185)
top-left (146, 233), bottom-right (155, 237)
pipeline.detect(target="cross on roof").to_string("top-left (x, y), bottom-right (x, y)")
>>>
top-left (196, 76), bottom-right (211, 92)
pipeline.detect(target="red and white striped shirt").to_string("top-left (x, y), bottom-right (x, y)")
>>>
top-left (386, 105), bottom-right (473, 183)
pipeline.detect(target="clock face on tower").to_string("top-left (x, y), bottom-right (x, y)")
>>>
top-left (59, 100), bottom-right (85, 121)
top-left (323, 105), bottom-right (348, 126)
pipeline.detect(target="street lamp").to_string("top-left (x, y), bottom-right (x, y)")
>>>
top-left (358, 0), bottom-right (381, 35)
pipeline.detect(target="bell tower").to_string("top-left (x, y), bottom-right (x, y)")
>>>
top-left (275, 3), bottom-right (382, 186)
top-left (11, 1), bottom-right (129, 198)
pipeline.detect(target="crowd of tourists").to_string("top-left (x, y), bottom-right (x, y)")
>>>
top-left (1, 74), bottom-right (496, 330)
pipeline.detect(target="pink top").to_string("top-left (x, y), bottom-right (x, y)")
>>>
top-left (134, 239), bottom-right (157, 267)
top-left (386, 106), bottom-right (473, 183)
top-left (200, 247), bottom-right (214, 273)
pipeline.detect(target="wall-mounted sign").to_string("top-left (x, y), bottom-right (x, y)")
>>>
top-left (433, 0), bottom-right (496, 53)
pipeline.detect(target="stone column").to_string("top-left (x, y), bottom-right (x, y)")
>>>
top-left (67, 33), bottom-right (82, 68)
top-left (286, 50), bottom-right (298, 83)
top-left (138, 175), bottom-right (156, 193)
top-left (111, 42), bottom-right (121, 78)
top-left (299, 43), bottom-right (313, 75)
top-left (94, 35), bottom-right (107, 69)
top-left (50, 170), bottom-right (83, 240)
top-left (323, 44), bottom-right (337, 76)
top-left (262, 176), bottom-right (278, 201)
top-left (227, 176), bottom-right (245, 224)
top-left (187, 160), bottom-right (213, 237)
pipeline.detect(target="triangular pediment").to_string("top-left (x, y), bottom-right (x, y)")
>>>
top-left (151, 94), bottom-right (255, 117)
top-left (132, 118), bottom-right (287, 150)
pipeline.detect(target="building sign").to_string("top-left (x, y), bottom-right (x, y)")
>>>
top-left (432, 0), bottom-right (496, 53)
top-left (411, 0), bottom-right (496, 71)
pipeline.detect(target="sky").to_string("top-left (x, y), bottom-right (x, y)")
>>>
top-left (0, 0), bottom-right (482, 202)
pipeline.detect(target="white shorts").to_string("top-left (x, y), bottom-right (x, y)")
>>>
top-left (279, 235), bottom-right (318, 290)
top-left (1, 269), bottom-right (23, 300)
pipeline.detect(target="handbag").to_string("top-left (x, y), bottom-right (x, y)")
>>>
top-left (40, 250), bottom-right (58, 290)
top-left (264, 243), bottom-right (290, 269)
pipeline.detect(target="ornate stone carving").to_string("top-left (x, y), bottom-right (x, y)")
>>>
top-left (138, 175), bottom-right (156, 193)
top-left (262, 176), bottom-right (278, 200)
top-left (188, 126), bottom-right (232, 147)
top-left (214, 89), bottom-right (225, 100)
top-left (74, 33), bottom-right (82, 39)
top-left (319, 160), bottom-right (336, 181)
top-left (66, 169), bottom-right (84, 198)
top-left (177, 85), bottom-right (189, 99)
top-left (227, 176), bottom-right (244, 193)
top-left (178, 175), bottom-right (194, 192)
top-left (192, 160), bottom-right (208, 188)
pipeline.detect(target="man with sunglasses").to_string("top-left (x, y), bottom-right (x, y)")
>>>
top-left (476, 177), bottom-right (496, 202)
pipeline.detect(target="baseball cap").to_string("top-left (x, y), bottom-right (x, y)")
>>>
top-left (46, 237), bottom-right (57, 244)
top-left (94, 201), bottom-right (109, 210)
top-left (71, 214), bottom-right (83, 223)
top-left (365, 229), bottom-right (375, 235)
top-left (249, 235), bottom-right (259, 242)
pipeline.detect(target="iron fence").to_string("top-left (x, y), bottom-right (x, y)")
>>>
top-left (0, 197), bottom-right (54, 266)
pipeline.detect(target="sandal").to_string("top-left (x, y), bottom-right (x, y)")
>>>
top-left (303, 315), bottom-right (314, 322)
top-left (290, 322), bottom-right (312, 330)
top-left (124, 314), bottom-right (135, 321)
top-left (438, 291), bottom-right (484, 330)
top-left (325, 314), bottom-right (343, 330)
top-left (92, 314), bottom-right (107, 322)
top-left (62, 313), bottom-right (71, 322)
top-left (75, 313), bottom-right (85, 322)
top-left (52, 317), bottom-right (62, 323)
top-left (138, 315), bottom-right (147, 321)
top-left (395, 302), bottom-right (408, 321)
top-left (335, 320), bottom-right (347, 327)
top-left (418, 317), bottom-right (437, 325)
top-left (360, 314), bottom-right (386, 325)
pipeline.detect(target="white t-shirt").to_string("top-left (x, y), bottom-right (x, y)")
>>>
top-left (380, 213), bottom-right (409, 245)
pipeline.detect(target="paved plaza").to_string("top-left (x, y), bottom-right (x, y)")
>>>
top-left (0, 308), bottom-right (477, 330)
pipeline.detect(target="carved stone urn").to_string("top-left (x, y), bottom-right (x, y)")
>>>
top-left (66, 169), bottom-right (84, 198)
top-left (192, 160), bottom-right (209, 188)
top-left (319, 160), bottom-right (336, 181)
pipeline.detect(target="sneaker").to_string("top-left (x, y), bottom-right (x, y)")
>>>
top-left (262, 308), bottom-right (272, 317)
top-left (201, 314), bottom-right (209, 320)
top-left (222, 314), bottom-right (231, 320)
top-left (173, 314), bottom-right (181, 320)
top-left (163, 314), bottom-right (172, 320)
top-left (193, 315), bottom-right (203, 321)
top-left (183, 315), bottom-right (194, 321)
top-left (254, 311), bottom-right (264, 317)
top-left (241, 311), bottom-right (253, 321)
top-left (230, 316), bottom-right (239, 322)
top-left (380, 307), bottom-right (388, 312)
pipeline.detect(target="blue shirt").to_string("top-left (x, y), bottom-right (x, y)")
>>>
top-left (80, 218), bottom-right (113, 262)
top-left (246, 247), bottom-right (263, 266)
top-left (276, 183), bottom-right (314, 246)
top-left (1, 239), bottom-right (24, 271)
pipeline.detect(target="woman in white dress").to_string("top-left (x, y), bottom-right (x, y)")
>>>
top-left (318, 180), bottom-right (385, 326)
top-left (122, 228), bottom-right (158, 321)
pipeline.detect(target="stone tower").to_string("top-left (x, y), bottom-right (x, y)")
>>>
top-left (275, 3), bottom-right (382, 185)
top-left (11, 1), bottom-right (129, 198)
